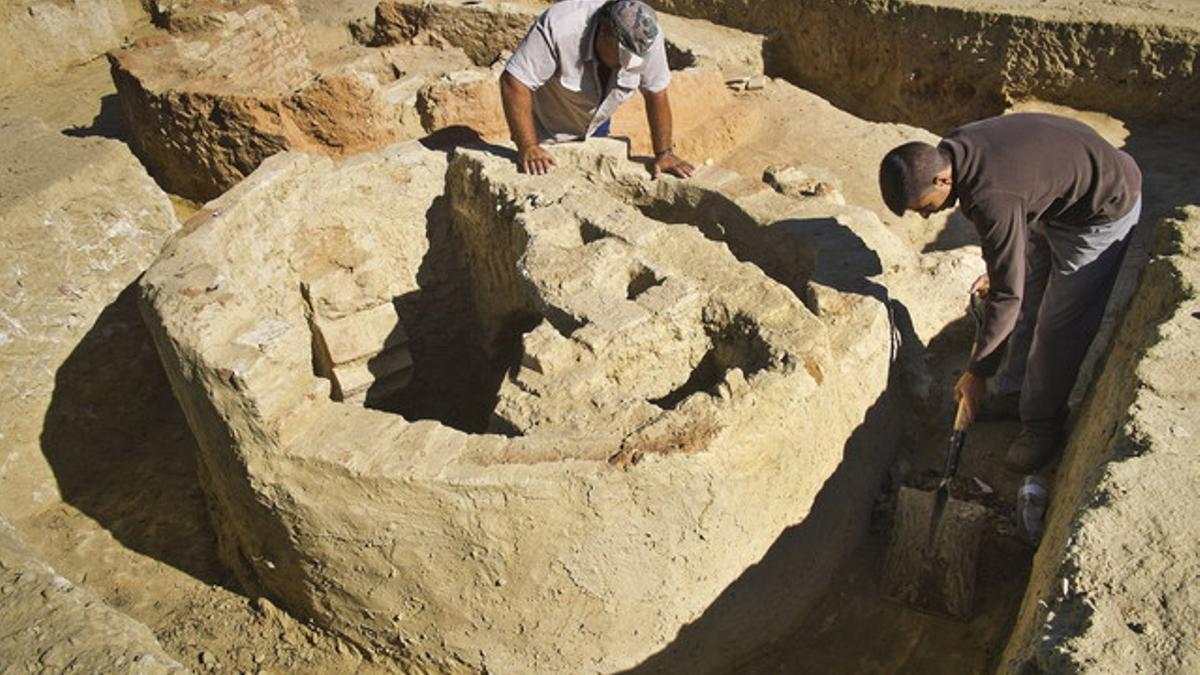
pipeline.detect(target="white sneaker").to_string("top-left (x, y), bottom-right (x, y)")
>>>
top-left (1017, 476), bottom-right (1048, 547)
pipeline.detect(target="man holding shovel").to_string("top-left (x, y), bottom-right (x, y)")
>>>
top-left (878, 113), bottom-right (1142, 473)
top-left (500, 0), bottom-right (695, 178)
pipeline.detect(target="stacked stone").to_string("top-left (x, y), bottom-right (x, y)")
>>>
top-left (305, 285), bottom-right (413, 405)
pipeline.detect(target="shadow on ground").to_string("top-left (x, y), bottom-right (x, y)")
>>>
top-left (39, 282), bottom-right (233, 589)
top-left (923, 210), bottom-right (981, 253)
top-left (624, 305), bottom-right (1033, 674)
top-left (620, 384), bottom-right (902, 674)
top-left (61, 93), bottom-right (128, 141)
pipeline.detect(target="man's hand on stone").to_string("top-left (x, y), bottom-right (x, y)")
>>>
top-left (519, 145), bottom-right (557, 175)
top-left (651, 151), bottom-right (695, 179)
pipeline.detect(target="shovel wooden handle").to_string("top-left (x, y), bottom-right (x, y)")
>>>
top-left (953, 396), bottom-right (971, 432)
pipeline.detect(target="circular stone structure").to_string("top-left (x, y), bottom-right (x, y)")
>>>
top-left (139, 138), bottom-right (896, 673)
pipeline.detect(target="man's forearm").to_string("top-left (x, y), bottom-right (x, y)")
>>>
top-left (643, 88), bottom-right (674, 155)
top-left (500, 72), bottom-right (540, 150)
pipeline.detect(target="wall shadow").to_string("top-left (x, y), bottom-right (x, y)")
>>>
top-left (60, 93), bottom-right (129, 142)
top-left (40, 283), bottom-right (233, 589)
top-left (362, 196), bottom-right (537, 434)
top-left (922, 209), bottom-right (980, 253)
top-left (770, 216), bottom-right (883, 299)
top-left (622, 379), bottom-right (901, 674)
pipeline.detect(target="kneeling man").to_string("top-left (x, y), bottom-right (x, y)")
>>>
top-left (500, 0), bottom-right (694, 178)
top-left (879, 113), bottom-right (1142, 472)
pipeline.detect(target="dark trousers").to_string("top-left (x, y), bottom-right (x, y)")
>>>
top-left (995, 198), bottom-right (1141, 429)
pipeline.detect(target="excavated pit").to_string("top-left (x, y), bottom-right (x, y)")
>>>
top-left (3, 0), bottom-right (1199, 673)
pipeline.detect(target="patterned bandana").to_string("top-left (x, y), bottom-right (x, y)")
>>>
top-left (605, 0), bottom-right (659, 58)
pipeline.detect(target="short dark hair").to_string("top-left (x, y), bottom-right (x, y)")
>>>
top-left (878, 142), bottom-right (948, 217)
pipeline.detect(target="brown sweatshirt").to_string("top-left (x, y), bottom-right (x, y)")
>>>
top-left (939, 113), bottom-right (1142, 376)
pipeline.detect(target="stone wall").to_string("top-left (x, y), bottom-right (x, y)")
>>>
top-left (138, 138), bottom-right (899, 673)
top-left (647, 0), bottom-right (1200, 132)
top-left (999, 207), bottom-right (1200, 674)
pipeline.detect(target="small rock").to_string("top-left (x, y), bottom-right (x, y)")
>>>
top-left (762, 164), bottom-right (845, 204)
top-left (199, 651), bottom-right (215, 665)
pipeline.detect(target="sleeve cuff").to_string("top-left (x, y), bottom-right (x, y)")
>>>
top-left (967, 348), bottom-right (1004, 378)
top-left (639, 74), bottom-right (671, 93)
top-left (504, 63), bottom-right (544, 91)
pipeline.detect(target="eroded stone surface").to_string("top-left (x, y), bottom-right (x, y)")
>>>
top-left (0, 116), bottom-right (179, 522)
top-left (1000, 207), bottom-right (1200, 674)
top-left (0, 0), bottom-right (145, 93)
top-left (139, 138), bottom-right (896, 672)
top-left (0, 516), bottom-right (185, 674)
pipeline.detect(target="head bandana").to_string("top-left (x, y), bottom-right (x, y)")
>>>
top-left (604, 0), bottom-right (659, 69)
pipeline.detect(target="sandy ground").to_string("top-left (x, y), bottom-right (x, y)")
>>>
top-left (1, 57), bottom-right (377, 674)
top-left (917, 0), bottom-right (1200, 28)
top-left (2, 1), bottom-right (1198, 673)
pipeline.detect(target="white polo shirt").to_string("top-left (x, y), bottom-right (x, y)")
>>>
top-left (504, 0), bottom-right (671, 143)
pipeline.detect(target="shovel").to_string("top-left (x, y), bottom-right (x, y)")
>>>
top-left (880, 289), bottom-right (992, 619)
top-left (880, 397), bottom-right (989, 619)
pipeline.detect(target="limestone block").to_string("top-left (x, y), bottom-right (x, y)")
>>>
top-left (369, 0), bottom-right (538, 65)
top-left (0, 0), bottom-right (145, 93)
top-left (333, 346), bottom-right (414, 402)
top-left (140, 137), bottom-right (895, 673)
top-left (0, 116), bottom-right (179, 521)
top-left (0, 517), bottom-right (185, 673)
top-left (416, 68), bottom-right (509, 141)
top-left (312, 301), bottom-right (408, 366)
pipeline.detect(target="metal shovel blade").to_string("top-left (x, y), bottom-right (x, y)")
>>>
top-left (880, 486), bottom-right (989, 619)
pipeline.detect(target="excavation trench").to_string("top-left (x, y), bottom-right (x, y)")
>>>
top-left (621, 3), bottom-right (1200, 674)
top-left (17, 0), bottom-right (1194, 672)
